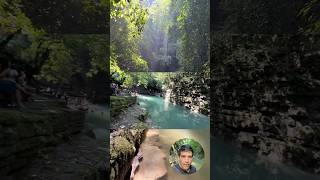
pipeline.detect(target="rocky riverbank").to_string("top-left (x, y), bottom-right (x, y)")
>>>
top-left (110, 96), bottom-right (137, 118)
top-left (0, 95), bottom-right (107, 179)
top-left (212, 34), bottom-right (320, 174)
top-left (109, 96), bottom-right (149, 180)
top-left (111, 96), bottom-right (150, 129)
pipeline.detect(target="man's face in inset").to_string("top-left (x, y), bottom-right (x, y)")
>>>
top-left (178, 150), bottom-right (193, 171)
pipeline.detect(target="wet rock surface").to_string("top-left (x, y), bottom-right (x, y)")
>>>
top-left (212, 34), bottom-right (320, 174)
top-left (132, 129), bottom-right (167, 180)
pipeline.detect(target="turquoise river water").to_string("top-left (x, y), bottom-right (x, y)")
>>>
top-left (137, 95), bottom-right (210, 128)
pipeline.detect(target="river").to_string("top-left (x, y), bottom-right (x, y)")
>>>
top-left (111, 94), bottom-right (320, 180)
top-left (85, 104), bottom-right (109, 140)
top-left (137, 95), bottom-right (209, 128)
top-left (135, 94), bottom-right (320, 179)
top-left (212, 136), bottom-right (320, 180)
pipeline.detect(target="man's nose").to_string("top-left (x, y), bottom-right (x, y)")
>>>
top-left (185, 158), bottom-right (191, 163)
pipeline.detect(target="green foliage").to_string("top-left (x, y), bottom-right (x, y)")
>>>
top-left (111, 0), bottom-right (149, 71)
top-left (37, 42), bottom-right (74, 83)
top-left (0, 0), bottom-right (47, 56)
top-left (110, 96), bottom-right (137, 118)
top-left (131, 53), bottom-right (148, 71)
top-left (122, 73), bottom-right (134, 88)
top-left (138, 0), bottom-right (210, 71)
top-left (148, 0), bottom-right (172, 32)
top-left (85, 36), bottom-right (108, 77)
top-left (0, 0), bottom-right (28, 34)
top-left (21, 0), bottom-right (108, 33)
top-left (173, 0), bottom-right (210, 71)
top-left (112, 0), bottom-right (210, 72)
top-left (130, 72), bottom-right (155, 89)
top-left (110, 51), bottom-right (126, 83)
top-left (120, 72), bottom-right (167, 91)
top-left (139, 0), bottom-right (179, 71)
top-left (32, 34), bottom-right (107, 83)
top-left (111, 0), bottom-right (148, 37)
top-left (1, 0), bottom-right (109, 85)
top-left (299, 0), bottom-right (320, 33)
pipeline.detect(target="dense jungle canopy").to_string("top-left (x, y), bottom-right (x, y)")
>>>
top-left (110, 0), bottom-right (210, 75)
top-left (110, 0), bottom-right (210, 88)
top-left (1, 0), bottom-right (319, 89)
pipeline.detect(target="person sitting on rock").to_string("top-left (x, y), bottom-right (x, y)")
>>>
top-left (17, 71), bottom-right (35, 93)
top-left (0, 59), bottom-right (24, 108)
top-left (172, 144), bottom-right (197, 175)
top-left (17, 70), bottom-right (35, 101)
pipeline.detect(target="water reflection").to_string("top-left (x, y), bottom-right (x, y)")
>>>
top-left (85, 104), bottom-right (109, 140)
top-left (212, 136), bottom-right (320, 180)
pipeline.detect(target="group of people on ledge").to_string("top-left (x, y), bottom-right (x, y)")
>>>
top-left (0, 58), bottom-right (34, 108)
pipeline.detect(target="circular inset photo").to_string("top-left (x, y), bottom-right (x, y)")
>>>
top-left (169, 138), bottom-right (205, 175)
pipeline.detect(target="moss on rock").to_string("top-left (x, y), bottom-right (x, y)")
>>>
top-left (110, 128), bottom-right (146, 180)
top-left (111, 136), bottom-right (135, 159)
top-left (111, 96), bottom-right (137, 118)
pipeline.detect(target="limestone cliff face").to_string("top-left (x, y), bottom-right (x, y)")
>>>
top-left (166, 72), bottom-right (210, 116)
top-left (212, 34), bottom-right (320, 173)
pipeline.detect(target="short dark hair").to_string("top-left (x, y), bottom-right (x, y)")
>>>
top-left (178, 144), bottom-right (193, 156)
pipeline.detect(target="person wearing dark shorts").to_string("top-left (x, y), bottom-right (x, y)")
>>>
top-left (0, 59), bottom-right (24, 107)
top-left (0, 80), bottom-right (17, 93)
